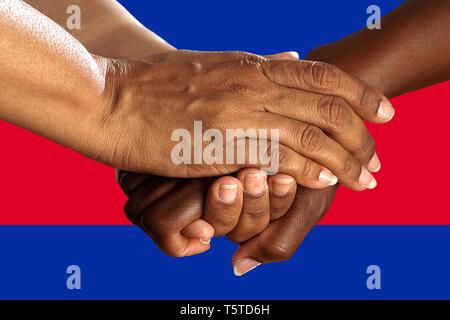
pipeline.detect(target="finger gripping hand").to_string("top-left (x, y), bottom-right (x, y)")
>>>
top-left (232, 186), bottom-right (337, 276)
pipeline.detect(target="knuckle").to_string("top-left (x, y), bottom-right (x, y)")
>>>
top-left (278, 147), bottom-right (298, 172)
top-left (208, 212), bottom-right (239, 232)
top-left (318, 96), bottom-right (352, 129)
top-left (124, 200), bottom-right (140, 225)
top-left (357, 84), bottom-right (369, 107)
top-left (278, 146), bottom-right (292, 166)
top-left (140, 214), bottom-right (159, 234)
top-left (231, 50), bottom-right (247, 60)
top-left (355, 83), bottom-right (379, 111)
top-left (279, 148), bottom-right (316, 180)
top-left (360, 134), bottom-right (376, 158)
top-left (235, 51), bottom-right (265, 65)
top-left (226, 51), bottom-right (265, 71)
top-left (227, 233), bottom-right (243, 244)
top-left (224, 50), bottom-right (244, 62)
top-left (261, 239), bottom-right (295, 261)
top-left (141, 213), bottom-right (177, 235)
top-left (299, 158), bottom-right (315, 179)
top-left (309, 62), bottom-right (340, 91)
top-left (340, 154), bottom-right (359, 178)
top-left (299, 125), bottom-right (325, 153)
top-left (243, 206), bottom-right (269, 219)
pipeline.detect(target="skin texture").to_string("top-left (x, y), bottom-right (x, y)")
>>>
top-left (25, 0), bottom-right (175, 58)
top-left (13, 0), bottom-right (385, 255)
top-left (0, 0), bottom-right (107, 154)
top-left (15, 0), bottom-right (383, 268)
top-left (119, 0), bottom-right (450, 275)
top-left (1, 0), bottom-right (390, 191)
top-left (308, 0), bottom-right (450, 98)
top-left (103, 50), bottom-right (385, 190)
top-left (19, 0), bottom-right (449, 275)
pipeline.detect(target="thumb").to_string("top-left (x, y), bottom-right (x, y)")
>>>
top-left (231, 216), bottom-right (305, 276)
top-left (232, 186), bottom-right (337, 276)
top-left (264, 51), bottom-right (300, 60)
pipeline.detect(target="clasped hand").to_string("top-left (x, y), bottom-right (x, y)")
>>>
top-left (113, 50), bottom-right (392, 275)
top-left (94, 50), bottom-right (390, 190)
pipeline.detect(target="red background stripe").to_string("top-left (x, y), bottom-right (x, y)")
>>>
top-left (1, 81), bottom-right (449, 225)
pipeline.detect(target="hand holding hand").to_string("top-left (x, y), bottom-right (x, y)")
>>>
top-left (95, 50), bottom-right (391, 190)
top-left (118, 169), bottom-right (335, 276)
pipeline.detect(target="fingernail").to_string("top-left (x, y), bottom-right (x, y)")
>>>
top-left (244, 173), bottom-right (267, 196)
top-left (319, 169), bottom-right (338, 186)
top-left (288, 51), bottom-right (300, 59)
top-left (359, 167), bottom-right (377, 189)
top-left (377, 100), bottom-right (395, 121)
top-left (368, 153), bottom-right (381, 173)
top-left (272, 176), bottom-right (295, 197)
top-left (234, 258), bottom-right (261, 276)
top-left (200, 238), bottom-right (211, 245)
top-left (218, 184), bottom-right (238, 204)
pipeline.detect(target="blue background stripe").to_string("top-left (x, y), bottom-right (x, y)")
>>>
top-left (0, 226), bottom-right (449, 299)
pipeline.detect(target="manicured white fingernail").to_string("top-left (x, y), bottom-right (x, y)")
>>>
top-left (377, 100), bottom-right (395, 121)
top-left (244, 173), bottom-right (267, 196)
top-left (272, 176), bottom-right (295, 197)
top-left (275, 178), bottom-right (295, 184)
top-left (359, 167), bottom-right (377, 189)
top-left (218, 184), bottom-right (238, 204)
top-left (233, 258), bottom-right (261, 276)
top-left (368, 152), bottom-right (381, 173)
top-left (200, 238), bottom-right (211, 245)
top-left (319, 169), bottom-right (338, 186)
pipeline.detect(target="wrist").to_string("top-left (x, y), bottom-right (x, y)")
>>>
top-left (81, 55), bottom-right (155, 170)
top-left (85, 20), bottom-right (177, 59)
top-left (306, 44), bottom-right (392, 98)
top-left (80, 55), bottom-right (122, 138)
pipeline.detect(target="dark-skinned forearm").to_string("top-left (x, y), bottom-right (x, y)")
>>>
top-left (304, 0), bottom-right (450, 225)
top-left (307, 0), bottom-right (450, 98)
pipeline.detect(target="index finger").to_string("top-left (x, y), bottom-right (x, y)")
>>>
top-left (261, 60), bottom-right (395, 123)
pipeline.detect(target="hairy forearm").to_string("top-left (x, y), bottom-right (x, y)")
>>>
top-left (307, 0), bottom-right (450, 98)
top-left (0, 0), bottom-right (107, 149)
top-left (25, 0), bottom-right (175, 58)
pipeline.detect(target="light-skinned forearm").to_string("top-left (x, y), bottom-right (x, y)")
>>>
top-left (25, 0), bottom-right (175, 58)
top-left (0, 0), bottom-right (108, 151)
